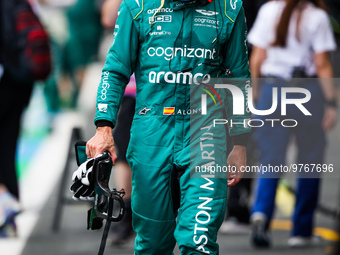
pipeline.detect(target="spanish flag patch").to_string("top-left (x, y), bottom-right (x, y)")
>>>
top-left (163, 107), bottom-right (175, 115)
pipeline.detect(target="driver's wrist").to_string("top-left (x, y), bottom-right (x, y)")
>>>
top-left (325, 98), bottom-right (337, 109)
top-left (232, 133), bottom-right (250, 146)
top-left (233, 145), bottom-right (246, 151)
top-left (96, 126), bottom-right (112, 133)
top-left (95, 120), bottom-right (114, 129)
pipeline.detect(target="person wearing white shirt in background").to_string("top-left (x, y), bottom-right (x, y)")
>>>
top-left (248, 0), bottom-right (337, 249)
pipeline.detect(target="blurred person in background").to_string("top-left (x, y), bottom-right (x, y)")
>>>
top-left (248, 0), bottom-right (337, 248)
top-left (220, 0), bottom-right (263, 234)
top-left (36, 0), bottom-right (103, 121)
top-left (0, 0), bottom-right (50, 237)
top-left (101, 0), bottom-right (135, 245)
top-left (325, 0), bottom-right (340, 34)
top-left (39, 0), bottom-right (103, 110)
top-left (62, 0), bottom-right (103, 107)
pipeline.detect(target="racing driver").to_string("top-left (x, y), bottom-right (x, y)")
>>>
top-left (86, 0), bottom-right (251, 253)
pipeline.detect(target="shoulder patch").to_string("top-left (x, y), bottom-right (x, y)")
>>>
top-left (230, 0), bottom-right (238, 10)
top-left (224, 0), bottom-right (242, 22)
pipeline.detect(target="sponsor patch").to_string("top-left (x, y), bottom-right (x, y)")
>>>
top-left (230, 0), bottom-right (238, 10)
top-left (149, 71), bottom-right (210, 85)
top-left (139, 107), bottom-right (152, 115)
top-left (98, 104), bottom-right (108, 113)
top-left (147, 46), bottom-right (217, 60)
top-left (147, 8), bottom-right (173, 14)
top-left (149, 15), bottom-right (172, 24)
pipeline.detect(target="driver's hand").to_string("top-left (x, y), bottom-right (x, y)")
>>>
top-left (86, 126), bottom-right (117, 163)
top-left (227, 145), bottom-right (246, 187)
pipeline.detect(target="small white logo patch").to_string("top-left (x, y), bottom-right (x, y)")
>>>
top-left (139, 107), bottom-right (152, 115)
top-left (230, 0), bottom-right (238, 10)
top-left (149, 15), bottom-right (172, 24)
top-left (98, 104), bottom-right (108, 113)
top-left (196, 9), bottom-right (218, 16)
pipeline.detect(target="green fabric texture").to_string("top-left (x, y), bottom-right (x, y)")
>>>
top-left (94, 0), bottom-right (251, 254)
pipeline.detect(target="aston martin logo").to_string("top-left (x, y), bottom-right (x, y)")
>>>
top-left (196, 9), bottom-right (218, 16)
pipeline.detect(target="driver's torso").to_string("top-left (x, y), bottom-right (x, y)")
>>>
top-left (122, 0), bottom-right (241, 116)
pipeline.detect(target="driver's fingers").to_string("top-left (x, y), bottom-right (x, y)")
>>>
top-left (86, 142), bottom-right (96, 159)
top-left (108, 146), bottom-right (117, 165)
top-left (228, 179), bottom-right (236, 187)
top-left (228, 177), bottom-right (241, 187)
top-left (86, 143), bottom-right (91, 158)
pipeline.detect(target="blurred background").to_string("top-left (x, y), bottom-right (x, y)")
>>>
top-left (0, 0), bottom-right (340, 254)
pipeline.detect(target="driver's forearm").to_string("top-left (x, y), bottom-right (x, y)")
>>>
top-left (96, 126), bottom-right (113, 133)
top-left (315, 52), bottom-right (336, 102)
top-left (317, 63), bottom-right (336, 102)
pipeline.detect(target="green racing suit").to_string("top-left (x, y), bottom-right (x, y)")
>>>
top-left (94, 0), bottom-right (251, 254)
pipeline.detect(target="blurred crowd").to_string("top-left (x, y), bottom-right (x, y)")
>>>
top-left (0, 0), bottom-right (340, 253)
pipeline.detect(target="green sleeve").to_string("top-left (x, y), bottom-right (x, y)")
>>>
top-left (223, 6), bottom-right (252, 137)
top-left (94, 0), bottom-right (139, 127)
